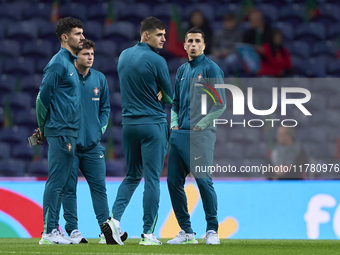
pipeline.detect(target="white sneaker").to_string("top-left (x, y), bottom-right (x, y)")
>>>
top-left (99, 231), bottom-right (128, 244)
top-left (206, 230), bottom-right (220, 245)
top-left (69, 229), bottom-right (88, 244)
top-left (101, 217), bottom-right (124, 245)
top-left (39, 229), bottom-right (72, 245)
top-left (139, 233), bottom-right (162, 245)
top-left (99, 233), bottom-right (106, 244)
top-left (167, 230), bottom-right (198, 244)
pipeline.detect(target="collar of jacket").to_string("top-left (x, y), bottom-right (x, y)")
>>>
top-left (77, 68), bottom-right (91, 80)
top-left (188, 53), bottom-right (205, 67)
top-left (137, 41), bottom-right (160, 54)
top-left (59, 47), bottom-right (78, 62)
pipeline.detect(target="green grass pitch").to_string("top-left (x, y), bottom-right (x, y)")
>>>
top-left (1, 238), bottom-right (340, 255)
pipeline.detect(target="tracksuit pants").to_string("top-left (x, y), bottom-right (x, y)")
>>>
top-left (43, 136), bottom-right (76, 234)
top-left (112, 123), bottom-right (168, 234)
top-left (167, 129), bottom-right (218, 233)
top-left (56, 143), bottom-right (109, 235)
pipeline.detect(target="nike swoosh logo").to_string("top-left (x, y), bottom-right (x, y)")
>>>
top-left (100, 155), bottom-right (104, 158)
top-left (180, 77), bottom-right (185, 80)
top-left (194, 156), bottom-right (202, 160)
top-left (69, 72), bottom-right (73, 76)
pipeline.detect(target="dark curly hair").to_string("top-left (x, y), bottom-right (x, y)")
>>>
top-left (55, 17), bottom-right (83, 42)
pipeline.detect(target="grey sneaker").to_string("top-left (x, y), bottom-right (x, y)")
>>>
top-left (101, 217), bottom-right (124, 245)
top-left (69, 229), bottom-right (88, 244)
top-left (167, 230), bottom-right (198, 244)
top-left (206, 230), bottom-right (220, 245)
top-left (39, 229), bottom-right (72, 245)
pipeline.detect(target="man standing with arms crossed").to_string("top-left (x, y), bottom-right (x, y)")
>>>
top-left (101, 16), bottom-right (173, 246)
top-left (167, 27), bottom-right (226, 245)
top-left (55, 39), bottom-right (127, 244)
top-left (36, 17), bottom-right (84, 245)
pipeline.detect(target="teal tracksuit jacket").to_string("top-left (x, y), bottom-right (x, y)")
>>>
top-left (168, 54), bottom-right (226, 234)
top-left (59, 68), bottom-right (111, 234)
top-left (36, 47), bottom-right (80, 233)
top-left (112, 42), bottom-right (173, 234)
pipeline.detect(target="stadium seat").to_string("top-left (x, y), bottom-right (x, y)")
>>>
top-left (83, 21), bottom-right (103, 40)
top-left (0, 159), bottom-right (25, 177)
top-left (0, 3), bottom-right (23, 23)
top-left (244, 143), bottom-right (267, 160)
top-left (329, 94), bottom-right (340, 109)
top-left (305, 57), bottom-right (327, 77)
top-left (278, 5), bottom-right (305, 26)
top-left (38, 21), bottom-right (59, 44)
top-left (0, 75), bottom-right (17, 94)
top-left (229, 128), bottom-right (261, 144)
top-left (117, 41), bottom-right (137, 55)
top-left (294, 22), bottom-right (326, 44)
top-left (0, 142), bottom-right (10, 160)
top-left (110, 91), bottom-right (122, 112)
top-left (22, 2), bottom-right (51, 22)
top-left (98, 57), bottom-right (118, 76)
top-left (326, 59), bottom-right (340, 76)
top-left (36, 58), bottom-right (50, 74)
top-left (273, 22), bottom-right (294, 42)
top-left (95, 40), bottom-right (118, 59)
top-left (313, 4), bottom-right (340, 27)
top-left (26, 160), bottom-right (49, 176)
top-left (153, 3), bottom-right (178, 24)
top-left (168, 58), bottom-right (187, 73)
top-left (288, 40), bottom-right (310, 60)
top-left (6, 21), bottom-right (38, 42)
top-left (106, 159), bottom-right (126, 176)
top-left (1, 92), bottom-right (31, 112)
top-left (21, 74), bottom-right (42, 97)
top-left (0, 40), bottom-right (20, 60)
top-left (22, 40), bottom-right (53, 60)
top-left (215, 142), bottom-right (244, 161)
top-left (87, 3), bottom-right (107, 23)
top-left (310, 78), bottom-right (340, 96)
top-left (258, 4), bottom-right (278, 23)
top-left (297, 126), bottom-right (327, 144)
top-left (3, 57), bottom-right (35, 76)
top-left (327, 22), bottom-right (340, 40)
top-left (14, 109), bottom-right (37, 131)
top-left (60, 3), bottom-right (87, 22)
top-left (312, 110), bottom-right (339, 128)
top-left (103, 21), bottom-right (136, 43)
top-left (120, 3), bottom-right (151, 25)
top-left (311, 41), bottom-right (337, 60)
top-left (0, 126), bottom-right (30, 145)
top-left (12, 144), bottom-right (34, 161)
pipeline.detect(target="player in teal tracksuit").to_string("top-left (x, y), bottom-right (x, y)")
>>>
top-left (101, 17), bottom-right (173, 246)
top-left (167, 27), bottom-right (226, 245)
top-left (54, 40), bottom-right (111, 243)
top-left (36, 17), bottom-right (84, 244)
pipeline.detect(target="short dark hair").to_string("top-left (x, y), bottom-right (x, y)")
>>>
top-left (185, 27), bottom-right (205, 41)
top-left (56, 17), bottom-right (83, 42)
top-left (75, 39), bottom-right (95, 55)
top-left (140, 16), bottom-right (166, 36)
